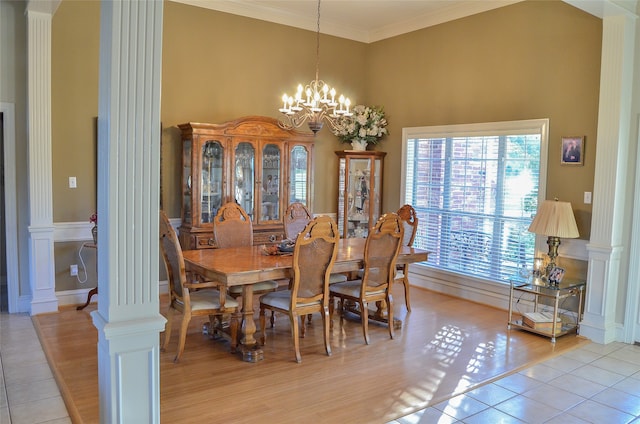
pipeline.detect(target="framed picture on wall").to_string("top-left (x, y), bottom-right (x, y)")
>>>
top-left (561, 136), bottom-right (584, 165)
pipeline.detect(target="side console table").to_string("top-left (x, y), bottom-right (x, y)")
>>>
top-left (77, 242), bottom-right (97, 310)
top-left (507, 276), bottom-right (585, 343)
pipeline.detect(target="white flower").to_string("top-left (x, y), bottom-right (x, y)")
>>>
top-left (331, 105), bottom-right (388, 145)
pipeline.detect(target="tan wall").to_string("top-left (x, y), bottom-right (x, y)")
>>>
top-left (368, 0), bottom-right (601, 239)
top-left (51, 0), bottom-right (601, 289)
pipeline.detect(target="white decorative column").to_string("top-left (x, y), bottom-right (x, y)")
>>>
top-left (90, 1), bottom-right (165, 422)
top-left (26, 1), bottom-right (60, 315)
top-left (581, 11), bottom-right (637, 344)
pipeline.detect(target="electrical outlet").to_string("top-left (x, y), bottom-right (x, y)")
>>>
top-left (70, 264), bottom-right (78, 276)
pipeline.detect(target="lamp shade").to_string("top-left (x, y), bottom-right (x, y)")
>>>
top-left (528, 200), bottom-right (579, 238)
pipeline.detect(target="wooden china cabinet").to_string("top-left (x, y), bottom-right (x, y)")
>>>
top-left (179, 116), bottom-right (314, 249)
top-left (335, 150), bottom-right (386, 238)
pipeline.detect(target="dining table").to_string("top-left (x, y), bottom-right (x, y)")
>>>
top-left (182, 237), bottom-right (430, 362)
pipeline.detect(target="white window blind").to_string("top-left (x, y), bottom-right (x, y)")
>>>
top-left (402, 119), bottom-right (548, 282)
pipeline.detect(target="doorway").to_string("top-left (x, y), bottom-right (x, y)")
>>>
top-left (0, 102), bottom-right (18, 313)
top-left (0, 112), bottom-right (5, 311)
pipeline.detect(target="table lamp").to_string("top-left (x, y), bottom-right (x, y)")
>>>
top-left (527, 199), bottom-right (579, 279)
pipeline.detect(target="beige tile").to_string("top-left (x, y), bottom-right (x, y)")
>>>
top-left (566, 347), bottom-right (603, 364)
top-left (3, 362), bottom-right (54, 387)
top-left (613, 376), bottom-right (640, 396)
top-left (9, 395), bottom-right (68, 424)
top-left (0, 405), bottom-right (10, 424)
top-left (563, 399), bottom-right (635, 423)
top-left (581, 341), bottom-right (627, 355)
top-left (0, 382), bottom-right (6, 409)
top-left (590, 356), bottom-right (640, 376)
top-left (608, 345), bottom-right (640, 366)
top-left (494, 395), bottom-right (562, 423)
top-left (571, 363), bottom-right (627, 387)
top-left (6, 378), bottom-right (63, 406)
top-left (590, 387), bottom-right (640, 416)
top-left (544, 412), bottom-right (591, 423)
top-left (493, 373), bottom-right (543, 393)
top-left (518, 363), bottom-right (566, 383)
top-left (547, 373), bottom-right (607, 398)
top-left (396, 407), bottom-right (457, 424)
top-left (462, 407), bottom-right (525, 424)
top-left (465, 382), bottom-right (517, 406)
top-left (433, 393), bottom-right (488, 420)
top-left (521, 383), bottom-right (585, 411)
top-left (541, 354), bottom-right (584, 373)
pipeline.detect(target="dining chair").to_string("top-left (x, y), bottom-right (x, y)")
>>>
top-left (395, 204), bottom-right (419, 311)
top-left (330, 212), bottom-right (404, 344)
top-left (213, 202), bottom-right (280, 298)
top-left (283, 202), bottom-right (347, 284)
top-left (283, 202), bottom-right (313, 240)
top-left (259, 215), bottom-right (339, 363)
top-left (159, 210), bottom-right (239, 362)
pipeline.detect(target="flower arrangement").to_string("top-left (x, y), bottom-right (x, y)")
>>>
top-left (89, 213), bottom-right (97, 226)
top-left (332, 105), bottom-right (388, 145)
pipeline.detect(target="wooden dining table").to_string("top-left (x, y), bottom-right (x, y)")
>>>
top-left (182, 237), bottom-right (430, 362)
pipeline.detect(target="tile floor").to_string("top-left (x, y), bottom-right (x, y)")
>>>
top-left (392, 341), bottom-right (640, 424)
top-left (0, 312), bottom-right (71, 424)
top-left (1, 310), bottom-right (640, 424)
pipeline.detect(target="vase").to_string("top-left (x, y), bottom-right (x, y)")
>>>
top-left (350, 139), bottom-right (368, 151)
top-left (91, 225), bottom-right (98, 245)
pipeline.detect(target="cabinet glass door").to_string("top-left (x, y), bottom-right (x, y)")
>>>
top-left (289, 145), bottom-right (309, 205)
top-left (348, 158), bottom-right (372, 237)
top-left (234, 142), bottom-right (256, 219)
top-left (201, 140), bottom-right (224, 224)
top-left (182, 140), bottom-right (192, 225)
top-left (261, 143), bottom-right (281, 222)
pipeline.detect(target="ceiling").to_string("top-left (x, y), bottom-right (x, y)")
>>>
top-left (173, 0), bottom-right (524, 43)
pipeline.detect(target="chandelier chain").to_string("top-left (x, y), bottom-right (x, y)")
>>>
top-left (277, 0), bottom-right (353, 134)
top-left (315, 0), bottom-right (321, 83)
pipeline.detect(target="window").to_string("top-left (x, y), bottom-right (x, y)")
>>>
top-left (402, 119), bottom-right (548, 283)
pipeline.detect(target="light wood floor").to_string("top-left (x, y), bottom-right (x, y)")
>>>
top-left (33, 286), bottom-right (588, 424)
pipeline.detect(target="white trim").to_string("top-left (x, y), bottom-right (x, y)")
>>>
top-left (173, 0), bottom-right (524, 43)
top-left (57, 280), bottom-right (169, 307)
top-left (54, 218), bottom-right (181, 242)
top-left (1, 102), bottom-right (20, 313)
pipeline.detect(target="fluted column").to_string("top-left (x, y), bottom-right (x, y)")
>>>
top-left (90, 1), bottom-right (165, 422)
top-left (582, 12), bottom-right (637, 343)
top-left (26, 2), bottom-right (59, 315)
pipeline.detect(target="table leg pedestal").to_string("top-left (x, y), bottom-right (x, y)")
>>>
top-left (238, 284), bottom-right (264, 362)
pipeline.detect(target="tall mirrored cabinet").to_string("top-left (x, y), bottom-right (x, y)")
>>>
top-left (336, 150), bottom-right (386, 238)
top-left (179, 117), bottom-right (314, 249)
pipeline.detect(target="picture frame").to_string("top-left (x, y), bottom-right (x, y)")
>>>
top-left (548, 266), bottom-right (566, 284)
top-left (561, 136), bottom-right (584, 165)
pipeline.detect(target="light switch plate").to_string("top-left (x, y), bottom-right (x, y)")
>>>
top-left (69, 176), bottom-right (77, 188)
top-left (584, 191), bottom-right (592, 204)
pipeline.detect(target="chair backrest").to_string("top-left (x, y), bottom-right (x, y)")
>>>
top-left (283, 202), bottom-right (313, 240)
top-left (397, 204), bottom-right (418, 248)
top-left (362, 212), bottom-right (404, 293)
top-left (290, 216), bottom-right (339, 308)
top-left (159, 210), bottom-right (185, 299)
top-left (213, 202), bottom-right (253, 248)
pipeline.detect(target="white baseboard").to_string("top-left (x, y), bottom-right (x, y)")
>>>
top-left (407, 265), bottom-right (511, 311)
top-left (56, 280), bottom-right (170, 307)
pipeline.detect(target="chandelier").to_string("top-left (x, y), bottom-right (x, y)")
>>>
top-left (278, 0), bottom-right (353, 134)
